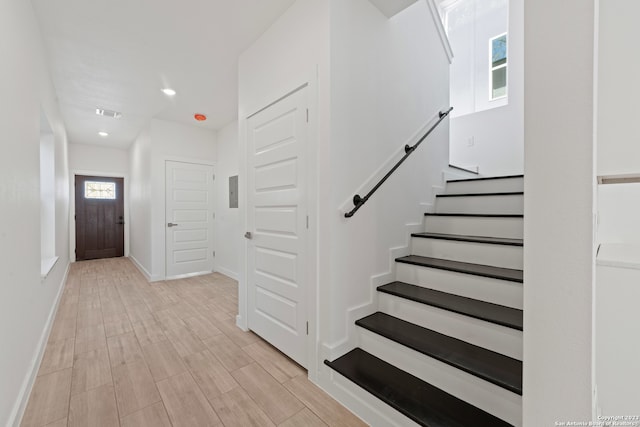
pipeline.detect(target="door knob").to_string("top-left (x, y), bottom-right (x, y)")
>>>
top-left (244, 231), bottom-right (252, 239)
top-left (167, 223), bottom-right (179, 228)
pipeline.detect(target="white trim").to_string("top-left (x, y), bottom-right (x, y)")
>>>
top-left (317, 370), bottom-right (417, 427)
top-left (214, 266), bottom-right (239, 281)
top-left (240, 69), bottom-right (320, 379)
top-left (236, 314), bottom-right (248, 332)
top-left (69, 170), bottom-right (130, 262)
top-left (162, 158), bottom-right (217, 280)
top-left (129, 255), bottom-right (152, 281)
top-left (164, 270), bottom-right (213, 281)
top-left (10, 261), bottom-right (70, 427)
top-left (339, 109), bottom-right (447, 215)
top-left (40, 256), bottom-right (59, 280)
top-left (426, 0), bottom-right (454, 64)
top-left (161, 156), bottom-right (216, 167)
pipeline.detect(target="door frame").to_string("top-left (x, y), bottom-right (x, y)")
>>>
top-left (69, 170), bottom-right (129, 262)
top-left (238, 72), bottom-right (320, 379)
top-left (163, 159), bottom-right (216, 280)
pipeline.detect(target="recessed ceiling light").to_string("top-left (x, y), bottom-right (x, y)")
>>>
top-left (161, 88), bottom-right (177, 96)
top-left (96, 108), bottom-right (122, 119)
top-left (98, 131), bottom-right (109, 137)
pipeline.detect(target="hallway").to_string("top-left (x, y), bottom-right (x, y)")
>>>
top-left (21, 258), bottom-right (364, 427)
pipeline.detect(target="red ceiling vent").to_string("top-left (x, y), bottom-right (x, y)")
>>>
top-left (194, 113), bottom-right (207, 122)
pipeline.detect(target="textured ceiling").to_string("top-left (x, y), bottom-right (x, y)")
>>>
top-left (33, 0), bottom-right (296, 148)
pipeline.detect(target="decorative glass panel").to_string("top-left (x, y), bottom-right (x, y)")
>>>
top-left (84, 181), bottom-right (116, 199)
top-left (492, 35), bottom-right (507, 67)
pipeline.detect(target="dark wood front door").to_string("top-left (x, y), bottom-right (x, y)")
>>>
top-left (75, 175), bottom-right (124, 261)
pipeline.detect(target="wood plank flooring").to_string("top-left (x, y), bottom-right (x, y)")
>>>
top-left (21, 258), bottom-right (366, 427)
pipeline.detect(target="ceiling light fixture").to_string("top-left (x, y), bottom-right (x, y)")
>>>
top-left (96, 108), bottom-right (122, 119)
top-left (194, 113), bottom-right (207, 122)
top-left (98, 131), bottom-right (109, 137)
top-left (161, 88), bottom-right (177, 96)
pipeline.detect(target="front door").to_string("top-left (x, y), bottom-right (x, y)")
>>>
top-left (165, 161), bottom-right (215, 278)
top-left (75, 175), bottom-right (124, 261)
top-left (247, 86), bottom-right (308, 367)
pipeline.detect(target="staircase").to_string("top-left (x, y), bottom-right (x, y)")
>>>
top-left (325, 175), bottom-right (524, 426)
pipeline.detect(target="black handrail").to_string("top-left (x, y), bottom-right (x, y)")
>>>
top-left (344, 107), bottom-right (453, 218)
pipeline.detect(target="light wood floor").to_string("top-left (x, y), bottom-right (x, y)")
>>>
top-left (21, 258), bottom-right (366, 427)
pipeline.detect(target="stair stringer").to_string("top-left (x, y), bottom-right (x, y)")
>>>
top-left (318, 216), bottom-right (432, 426)
top-left (319, 368), bottom-right (421, 427)
top-left (320, 217), bottom-right (427, 363)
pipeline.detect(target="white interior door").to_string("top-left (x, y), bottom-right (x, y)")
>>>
top-left (247, 86), bottom-right (308, 367)
top-left (166, 161), bottom-right (215, 278)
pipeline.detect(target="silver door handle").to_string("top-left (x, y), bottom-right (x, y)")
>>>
top-left (244, 232), bottom-right (252, 239)
top-left (167, 223), bottom-right (179, 228)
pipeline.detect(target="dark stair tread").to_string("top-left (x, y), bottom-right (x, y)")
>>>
top-left (356, 313), bottom-right (522, 395)
top-left (378, 281), bottom-right (523, 330)
top-left (447, 174), bottom-right (523, 183)
top-left (325, 348), bottom-right (513, 427)
top-left (436, 191), bottom-right (524, 198)
top-left (411, 232), bottom-right (523, 246)
top-left (396, 255), bottom-right (523, 283)
top-left (425, 213), bottom-right (523, 218)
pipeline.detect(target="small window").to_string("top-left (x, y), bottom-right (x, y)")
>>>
top-left (490, 34), bottom-right (507, 100)
top-left (85, 181), bottom-right (116, 199)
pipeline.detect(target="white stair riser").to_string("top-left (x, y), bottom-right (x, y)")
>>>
top-left (446, 177), bottom-right (524, 194)
top-left (435, 194), bottom-right (524, 215)
top-left (358, 328), bottom-right (522, 427)
top-left (396, 263), bottom-right (523, 309)
top-left (424, 215), bottom-right (523, 239)
top-left (411, 237), bottom-right (523, 269)
top-left (378, 293), bottom-right (523, 360)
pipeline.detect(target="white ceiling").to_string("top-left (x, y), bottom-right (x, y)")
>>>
top-left (32, 0), bottom-right (296, 149)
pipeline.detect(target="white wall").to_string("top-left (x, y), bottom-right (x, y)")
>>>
top-left (214, 121), bottom-right (240, 279)
top-left (595, 1), bottom-right (640, 417)
top-left (0, 0), bottom-right (70, 424)
top-left (448, 0), bottom-right (509, 116)
top-left (523, 0), bottom-right (595, 424)
top-left (598, 183), bottom-right (640, 244)
top-left (129, 127), bottom-right (153, 278)
top-left (595, 0), bottom-right (640, 245)
top-left (68, 143), bottom-right (129, 175)
top-left (326, 0), bottom-right (450, 356)
top-left (449, 0), bottom-right (524, 176)
top-left (597, 0), bottom-right (640, 176)
top-left (149, 118), bottom-right (217, 280)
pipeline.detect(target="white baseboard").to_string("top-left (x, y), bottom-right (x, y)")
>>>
top-left (215, 266), bottom-right (239, 281)
top-left (236, 314), bottom-right (248, 332)
top-left (9, 261), bottom-right (70, 427)
top-left (128, 255), bottom-right (152, 281)
top-left (165, 270), bottom-right (212, 281)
